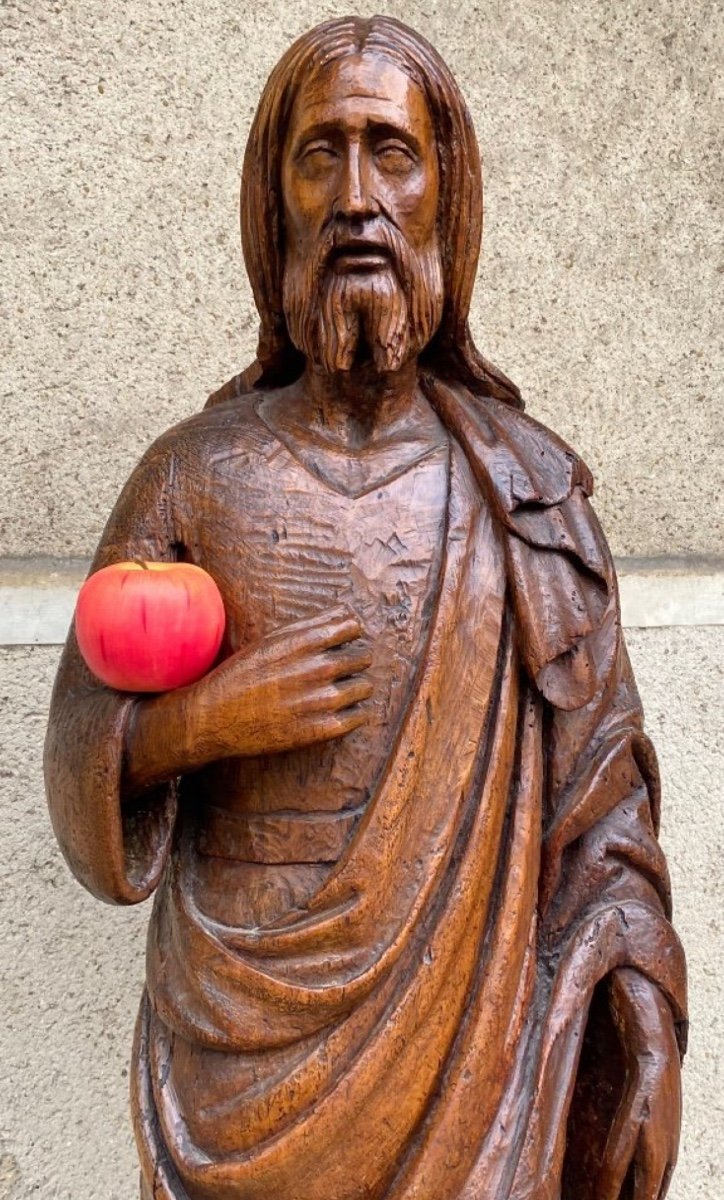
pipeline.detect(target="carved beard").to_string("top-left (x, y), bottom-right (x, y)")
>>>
top-left (282, 220), bottom-right (445, 375)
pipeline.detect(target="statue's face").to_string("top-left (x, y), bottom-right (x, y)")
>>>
top-left (282, 54), bottom-right (439, 265)
top-left (280, 53), bottom-right (445, 374)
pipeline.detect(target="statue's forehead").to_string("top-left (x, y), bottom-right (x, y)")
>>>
top-left (287, 53), bottom-right (434, 144)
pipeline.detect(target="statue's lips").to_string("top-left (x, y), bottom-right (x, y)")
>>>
top-left (328, 243), bottom-right (393, 273)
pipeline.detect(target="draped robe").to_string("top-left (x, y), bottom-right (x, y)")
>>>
top-left (44, 377), bottom-right (686, 1200)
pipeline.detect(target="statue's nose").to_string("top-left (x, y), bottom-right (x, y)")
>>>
top-left (334, 145), bottom-right (379, 222)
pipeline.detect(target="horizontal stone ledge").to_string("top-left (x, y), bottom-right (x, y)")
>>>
top-left (0, 555), bottom-right (722, 646)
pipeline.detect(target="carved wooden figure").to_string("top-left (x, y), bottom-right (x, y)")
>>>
top-left (44, 17), bottom-right (686, 1200)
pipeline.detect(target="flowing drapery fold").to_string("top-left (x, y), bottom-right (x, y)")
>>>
top-left (45, 380), bottom-right (686, 1200)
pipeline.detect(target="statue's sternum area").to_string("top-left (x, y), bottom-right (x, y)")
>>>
top-left (195, 433), bottom-right (449, 839)
top-left (186, 425), bottom-right (450, 927)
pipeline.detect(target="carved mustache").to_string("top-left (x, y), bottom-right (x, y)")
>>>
top-left (313, 218), bottom-right (413, 281)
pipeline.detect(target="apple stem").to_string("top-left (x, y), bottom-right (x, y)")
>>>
top-left (135, 561), bottom-right (150, 571)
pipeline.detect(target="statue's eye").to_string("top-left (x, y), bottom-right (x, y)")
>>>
top-left (375, 142), bottom-right (416, 174)
top-left (298, 143), bottom-right (338, 173)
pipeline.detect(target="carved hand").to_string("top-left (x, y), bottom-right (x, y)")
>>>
top-left (597, 968), bottom-right (682, 1200)
top-left (124, 605), bottom-right (373, 792)
top-left (197, 605), bottom-right (373, 756)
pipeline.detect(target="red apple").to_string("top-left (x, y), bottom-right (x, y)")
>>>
top-left (74, 561), bottom-right (226, 692)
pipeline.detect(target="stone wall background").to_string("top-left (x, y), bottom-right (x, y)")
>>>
top-left (1, 1), bottom-right (722, 1197)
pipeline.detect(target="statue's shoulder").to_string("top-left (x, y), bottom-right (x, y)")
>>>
top-left (426, 377), bottom-right (595, 510)
top-left (428, 377), bottom-right (616, 706)
top-left (464, 387), bottom-right (609, 564)
top-left (141, 387), bottom-right (281, 468)
top-left (475, 390), bottom-right (596, 505)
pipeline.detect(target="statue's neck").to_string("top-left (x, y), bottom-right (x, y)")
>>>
top-left (301, 360), bottom-right (420, 450)
top-left (257, 358), bottom-right (447, 498)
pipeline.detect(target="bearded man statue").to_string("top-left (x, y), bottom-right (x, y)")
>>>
top-left (45, 16), bottom-right (686, 1200)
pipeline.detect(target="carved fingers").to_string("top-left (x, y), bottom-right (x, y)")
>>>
top-left (282, 705), bottom-right (370, 749)
top-left (597, 1069), bottom-right (679, 1200)
top-left (197, 605), bottom-right (374, 758)
top-left (260, 604), bottom-right (365, 660)
top-left (597, 970), bottom-right (681, 1200)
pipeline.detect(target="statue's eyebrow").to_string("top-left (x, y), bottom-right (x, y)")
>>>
top-left (292, 120), bottom-right (344, 149)
top-left (365, 120), bottom-right (422, 156)
top-left (293, 118), bottom-right (423, 157)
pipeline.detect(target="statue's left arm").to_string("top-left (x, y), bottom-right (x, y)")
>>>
top-left (421, 379), bottom-right (686, 1197)
top-left (539, 610), bottom-right (685, 1200)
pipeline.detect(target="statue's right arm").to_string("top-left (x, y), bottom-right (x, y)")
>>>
top-left (44, 440), bottom-right (188, 904)
top-left (45, 436), bottom-right (372, 904)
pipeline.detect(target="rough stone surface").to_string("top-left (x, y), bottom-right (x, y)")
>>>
top-left (2, 0), bottom-right (722, 559)
top-left (0, 631), bottom-right (721, 1198)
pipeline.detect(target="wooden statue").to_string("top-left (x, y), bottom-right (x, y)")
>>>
top-left (44, 16), bottom-right (686, 1200)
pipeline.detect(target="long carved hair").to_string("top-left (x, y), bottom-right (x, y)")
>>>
top-left (210, 16), bottom-right (522, 409)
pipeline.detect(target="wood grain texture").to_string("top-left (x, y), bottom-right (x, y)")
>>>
top-left (44, 16), bottom-right (685, 1200)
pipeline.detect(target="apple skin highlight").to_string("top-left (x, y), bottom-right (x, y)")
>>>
top-left (74, 561), bottom-right (226, 692)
